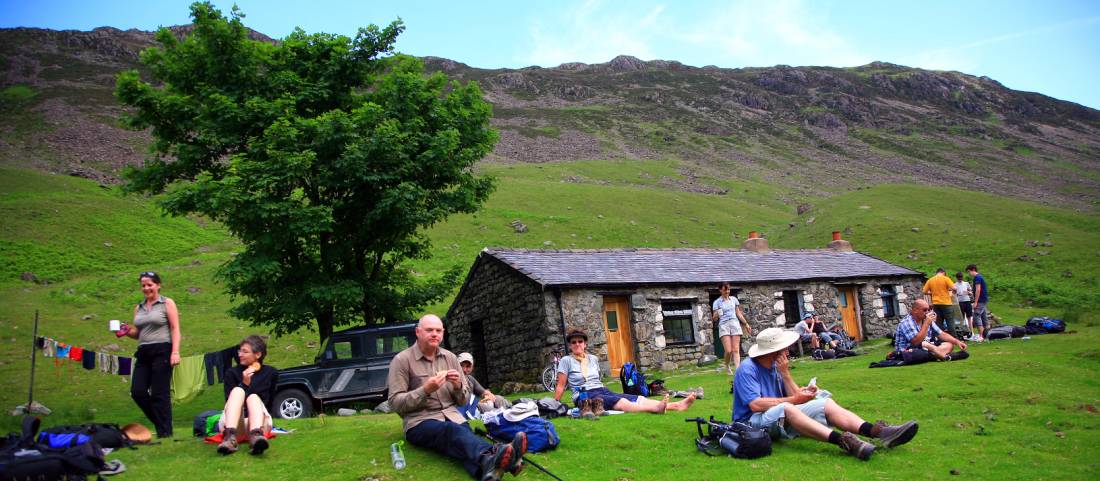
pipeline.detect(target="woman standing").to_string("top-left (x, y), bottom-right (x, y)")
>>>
top-left (712, 282), bottom-right (752, 374)
top-left (119, 271), bottom-right (181, 438)
top-left (553, 329), bottom-right (694, 417)
top-left (217, 335), bottom-right (278, 456)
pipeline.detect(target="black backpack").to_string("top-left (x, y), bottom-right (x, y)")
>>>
top-left (535, 398), bottom-right (567, 419)
top-left (193, 409), bottom-right (223, 437)
top-left (688, 416), bottom-right (772, 459)
top-left (0, 416), bottom-right (107, 481)
top-left (38, 423), bottom-right (131, 450)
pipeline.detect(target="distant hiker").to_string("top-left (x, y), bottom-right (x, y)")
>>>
top-left (968, 264), bottom-right (991, 342)
top-left (217, 335), bottom-right (278, 456)
top-left (712, 282), bottom-right (753, 373)
top-left (793, 312), bottom-right (821, 350)
top-left (553, 328), bottom-right (695, 417)
top-left (955, 272), bottom-right (976, 341)
top-left (809, 312), bottom-right (843, 349)
top-left (922, 268), bottom-right (957, 336)
top-left (387, 315), bottom-right (526, 481)
top-left (733, 328), bottom-right (919, 460)
top-left (117, 271), bottom-right (181, 438)
top-left (894, 299), bottom-right (968, 360)
top-left (458, 352), bottom-right (512, 415)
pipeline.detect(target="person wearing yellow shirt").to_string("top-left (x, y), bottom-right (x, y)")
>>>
top-left (922, 268), bottom-right (956, 336)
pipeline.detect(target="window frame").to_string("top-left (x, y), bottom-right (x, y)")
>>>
top-left (660, 298), bottom-right (696, 345)
top-left (880, 285), bottom-right (899, 318)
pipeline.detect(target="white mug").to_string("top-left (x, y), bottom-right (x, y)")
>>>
top-left (109, 320), bottom-right (121, 331)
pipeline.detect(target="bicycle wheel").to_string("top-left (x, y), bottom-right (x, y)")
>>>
top-left (541, 366), bottom-right (556, 391)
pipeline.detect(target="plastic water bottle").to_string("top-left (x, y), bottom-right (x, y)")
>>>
top-left (390, 441), bottom-right (406, 470)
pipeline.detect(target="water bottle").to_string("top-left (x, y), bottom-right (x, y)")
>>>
top-left (390, 441), bottom-right (406, 470)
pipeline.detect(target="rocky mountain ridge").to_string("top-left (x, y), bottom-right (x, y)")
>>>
top-left (1, 26), bottom-right (1097, 210)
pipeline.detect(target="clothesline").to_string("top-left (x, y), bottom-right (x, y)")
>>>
top-left (35, 336), bottom-right (241, 404)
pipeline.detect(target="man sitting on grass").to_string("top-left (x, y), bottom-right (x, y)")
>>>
top-left (733, 328), bottom-right (919, 460)
top-left (894, 299), bottom-right (968, 361)
top-left (387, 315), bottom-right (527, 481)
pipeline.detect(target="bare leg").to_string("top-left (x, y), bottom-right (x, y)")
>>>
top-left (720, 335), bottom-right (735, 373)
top-left (822, 399), bottom-right (867, 434)
top-left (222, 386), bottom-right (246, 430)
top-left (666, 393), bottom-right (696, 411)
top-left (614, 394), bottom-right (669, 414)
top-left (921, 341), bottom-right (954, 360)
top-left (810, 336), bottom-right (820, 349)
top-left (731, 334), bottom-right (742, 369)
top-left (782, 404), bottom-right (832, 442)
top-left (245, 394), bottom-right (267, 433)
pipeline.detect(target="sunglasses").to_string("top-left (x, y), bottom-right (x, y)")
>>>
top-left (569, 339), bottom-right (585, 344)
top-left (140, 271), bottom-right (157, 278)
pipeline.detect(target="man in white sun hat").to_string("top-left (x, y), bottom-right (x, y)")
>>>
top-left (732, 328), bottom-right (919, 460)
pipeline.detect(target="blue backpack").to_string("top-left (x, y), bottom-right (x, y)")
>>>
top-left (620, 362), bottom-right (649, 396)
top-left (483, 407), bottom-right (560, 453)
top-left (1026, 316), bottom-right (1066, 334)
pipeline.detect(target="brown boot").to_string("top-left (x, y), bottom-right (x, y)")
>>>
top-left (837, 432), bottom-right (874, 460)
top-left (217, 428), bottom-right (238, 455)
top-left (872, 420), bottom-right (918, 448)
top-left (248, 429), bottom-right (269, 455)
top-left (591, 397), bottom-right (607, 417)
top-left (579, 399), bottom-right (596, 420)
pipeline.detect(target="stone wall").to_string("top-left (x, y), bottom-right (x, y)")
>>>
top-left (446, 256), bottom-right (548, 389)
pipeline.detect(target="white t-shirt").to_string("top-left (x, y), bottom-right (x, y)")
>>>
top-left (955, 281), bottom-right (972, 302)
top-left (712, 296), bottom-right (740, 325)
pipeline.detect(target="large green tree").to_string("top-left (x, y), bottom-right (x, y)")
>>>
top-left (116, 2), bottom-right (496, 342)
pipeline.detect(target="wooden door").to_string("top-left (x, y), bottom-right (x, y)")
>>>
top-left (838, 287), bottom-right (863, 340)
top-left (602, 296), bottom-right (635, 376)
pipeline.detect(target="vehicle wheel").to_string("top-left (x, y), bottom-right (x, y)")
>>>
top-left (541, 366), bottom-right (556, 392)
top-left (273, 389), bottom-right (313, 419)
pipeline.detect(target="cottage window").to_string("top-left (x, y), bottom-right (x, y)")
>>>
top-left (661, 300), bottom-right (695, 344)
top-left (881, 285), bottom-right (899, 318)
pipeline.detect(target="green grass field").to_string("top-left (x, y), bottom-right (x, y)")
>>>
top-left (1, 162), bottom-right (1099, 480)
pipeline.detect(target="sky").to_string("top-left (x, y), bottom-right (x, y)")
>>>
top-left (3, 0), bottom-right (1099, 109)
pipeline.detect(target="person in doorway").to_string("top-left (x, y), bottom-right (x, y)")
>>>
top-left (217, 335), bottom-right (278, 455)
top-left (712, 282), bottom-right (753, 374)
top-left (733, 328), bottom-right (919, 460)
top-left (922, 268), bottom-right (957, 336)
top-left (117, 271), bottom-right (181, 438)
top-left (955, 272), bottom-right (976, 341)
top-left (968, 264), bottom-right (991, 342)
top-left (553, 329), bottom-right (695, 418)
top-left (457, 352), bottom-right (512, 415)
top-left (387, 315), bottom-right (526, 481)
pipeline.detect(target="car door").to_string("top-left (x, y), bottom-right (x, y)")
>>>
top-left (365, 330), bottom-right (415, 392)
top-left (316, 333), bottom-right (373, 398)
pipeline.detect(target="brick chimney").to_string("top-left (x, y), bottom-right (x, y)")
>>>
top-left (741, 230), bottom-right (770, 252)
top-left (827, 231), bottom-right (853, 251)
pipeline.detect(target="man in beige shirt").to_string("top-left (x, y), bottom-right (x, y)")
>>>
top-left (387, 314), bottom-right (527, 481)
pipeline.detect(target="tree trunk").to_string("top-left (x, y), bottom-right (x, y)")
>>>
top-left (318, 306), bottom-right (334, 345)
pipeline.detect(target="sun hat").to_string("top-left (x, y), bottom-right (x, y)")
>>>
top-left (801, 312), bottom-right (815, 320)
top-left (565, 329), bottom-right (587, 342)
top-left (121, 422), bottom-right (152, 444)
top-left (502, 401), bottom-right (540, 422)
top-left (747, 328), bottom-right (800, 358)
top-left (457, 352), bottom-right (474, 365)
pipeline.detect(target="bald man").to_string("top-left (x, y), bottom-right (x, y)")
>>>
top-left (893, 300), bottom-right (968, 361)
top-left (387, 315), bottom-right (527, 481)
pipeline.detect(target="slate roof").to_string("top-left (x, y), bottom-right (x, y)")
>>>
top-left (481, 248), bottom-right (920, 287)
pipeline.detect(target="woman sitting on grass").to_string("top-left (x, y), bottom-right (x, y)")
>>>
top-left (217, 335), bottom-right (278, 455)
top-left (552, 328), bottom-right (695, 418)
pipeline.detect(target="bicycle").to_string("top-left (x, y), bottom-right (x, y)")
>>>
top-left (540, 346), bottom-right (565, 391)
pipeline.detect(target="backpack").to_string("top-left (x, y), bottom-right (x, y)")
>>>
top-left (1, 416), bottom-right (107, 481)
top-left (194, 409), bottom-right (223, 437)
top-left (987, 325), bottom-right (1025, 340)
top-left (1025, 317), bottom-right (1066, 334)
top-left (482, 405), bottom-right (560, 453)
top-left (619, 363), bottom-right (649, 396)
top-left (689, 416), bottom-right (771, 459)
top-left (535, 398), bottom-right (567, 419)
top-left (38, 423), bottom-right (130, 450)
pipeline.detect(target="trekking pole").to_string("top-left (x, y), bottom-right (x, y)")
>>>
top-left (474, 428), bottom-right (565, 481)
top-left (27, 310), bottom-right (39, 411)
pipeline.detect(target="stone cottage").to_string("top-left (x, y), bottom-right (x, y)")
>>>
top-left (444, 233), bottom-right (924, 389)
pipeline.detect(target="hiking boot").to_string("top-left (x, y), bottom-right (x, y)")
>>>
top-left (579, 399), bottom-right (596, 420)
top-left (217, 428), bottom-right (238, 455)
top-left (872, 420), bottom-right (918, 448)
top-left (507, 431), bottom-right (527, 476)
top-left (478, 443), bottom-right (514, 481)
top-left (837, 432), bottom-right (874, 460)
top-left (591, 398), bottom-right (607, 417)
top-left (248, 429), bottom-right (269, 455)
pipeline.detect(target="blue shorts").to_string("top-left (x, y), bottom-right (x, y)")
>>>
top-left (576, 387), bottom-right (638, 409)
top-left (744, 391), bottom-right (832, 439)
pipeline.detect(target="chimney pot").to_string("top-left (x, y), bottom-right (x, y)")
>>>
top-left (832, 231), bottom-right (841, 241)
top-left (748, 231), bottom-right (759, 239)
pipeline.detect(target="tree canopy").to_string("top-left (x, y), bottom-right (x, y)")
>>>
top-left (116, 2), bottom-right (496, 342)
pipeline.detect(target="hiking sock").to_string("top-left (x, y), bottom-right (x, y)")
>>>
top-left (859, 422), bottom-right (874, 437)
top-left (828, 431), bottom-right (842, 445)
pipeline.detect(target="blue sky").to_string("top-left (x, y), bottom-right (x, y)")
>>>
top-left (4, 0), bottom-right (1099, 109)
